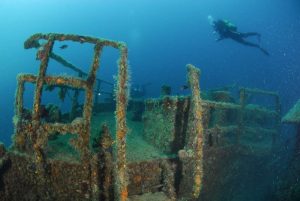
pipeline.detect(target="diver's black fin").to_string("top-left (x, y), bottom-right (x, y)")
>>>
top-left (259, 47), bottom-right (270, 56)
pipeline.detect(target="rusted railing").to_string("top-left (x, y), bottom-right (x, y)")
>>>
top-left (14, 33), bottom-right (129, 201)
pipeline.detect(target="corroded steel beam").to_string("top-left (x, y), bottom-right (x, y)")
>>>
top-left (114, 46), bottom-right (129, 201)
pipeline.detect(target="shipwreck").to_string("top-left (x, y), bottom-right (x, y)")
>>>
top-left (0, 33), bottom-right (287, 201)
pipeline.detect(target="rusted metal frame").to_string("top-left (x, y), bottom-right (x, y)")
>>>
top-left (14, 120), bottom-right (84, 151)
top-left (204, 100), bottom-right (277, 116)
top-left (240, 87), bottom-right (281, 146)
top-left (245, 126), bottom-right (277, 135)
top-left (17, 74), bottom-right (87, 125)
top-left (240, 86), bottom-right (280, 114)
top-left (50, 50), bottom-right (113, 107)
top-left (31, 37), bottom-right (54, 171)
top-left (241, 87), bottom-right (280, 113)
top-left (25, 33), bottom-right (116, 113)
top-left (16, 36), bottom-right (92, 182)
top-left (81, 42), bottom-right (103, 149)
top-left (204, 125), bottom-right (277, 150)
top-left (145, 98), bottom-right (277, 116)
top-left (24, 33), bottom-right (121, 50)
top-left (16, 74), bottom-right (86, 148)
top-left (14, 74), bottom-right (37, 151)
top-left (15, 75), bottom-right (28, 117)
top-left (98, 123), bottom-right (113, 201)
top-left (22, 33), bottom-right (129, 201)
top-left (18, 73), bottom-right (36, 82)
top-left (45, 76), bottom-right (87, 89)
top-left (79, 42), bottom-right (103, 201)
top-left (50, 52), bottom-right (113, 86)
top-left (185, 64), bottom-right (204, 199)
top-left (19, 74), bottom-right (86, 89)
top-left (114, 44), bottom-right (129, 201)
top-left (43, 120), bottom-right (84, 133)
top-left (13, 76), bottom-right (28, 151)
top-left (241, 87), bottom-right (278, 97)
top-left (29, 36), bottom-right (55, 199)
top-left (31, 38), bottom-right (54, 123)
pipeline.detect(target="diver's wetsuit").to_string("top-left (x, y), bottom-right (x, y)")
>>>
top-left (213, 20), bottom-right (269, 56)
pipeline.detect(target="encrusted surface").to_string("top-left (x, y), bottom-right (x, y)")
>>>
top-left (2, 35), bottom-right (284, 201)
top-left (0, 152), bottom-right (91, 201)
top-left (10, 33), bottom-right (130, 201)
top-left (143, 96), bottom-right (190, 154)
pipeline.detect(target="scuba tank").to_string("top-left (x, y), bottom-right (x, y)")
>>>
top-left (207, 15), bottom-right (214, 26)
top-left (223, 19), bottom-right (237, 31)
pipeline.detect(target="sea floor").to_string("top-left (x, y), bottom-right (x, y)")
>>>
top-left (47, 111), bottom-right (173, 163)
top-left (91, 111), bottom-right (173, 162)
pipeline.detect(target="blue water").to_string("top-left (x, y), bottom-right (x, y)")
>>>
top-left (0, 0), bottom-right (300, 146)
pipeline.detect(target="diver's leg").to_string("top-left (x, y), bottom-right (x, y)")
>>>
top-left (241, 32), bottom-right (261, 42)
top-left (234, 38), bottom-right (269, 56)
top-left (258, 47), bottom-right (270, 56)
top-left (240, 32), bottom-right (260, 38)
top-left (233, 37), bottom-right (260, 47)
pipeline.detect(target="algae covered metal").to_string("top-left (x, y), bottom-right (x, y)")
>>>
top-left (10, 33), bottom-right (129, 201)
top-left (0, 33), bottom-right (283, 201)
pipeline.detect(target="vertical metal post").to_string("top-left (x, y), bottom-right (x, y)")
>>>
top-left (115, 45), bottom-right (129, 201)
top-left (32, 39), bottom-right (54, 123)
top-left (83, 43), bottom-right (103, 201)
top-left (14, 77), bottom-right (26, 151)
top-left (31, 37), bottom-right (55, 200)
top-left (186, 64), bottom-right (204, 199)
top-left (15, 77), bottom-right (25, 118)
top-left (81, 43), bottom-right (103, 161)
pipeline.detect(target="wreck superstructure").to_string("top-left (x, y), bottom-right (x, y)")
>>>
top-left (0, 33), bottom-right (283, 201)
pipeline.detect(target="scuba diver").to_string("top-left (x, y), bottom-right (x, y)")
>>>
top-left (208, 16), bottom-right (269, 56)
